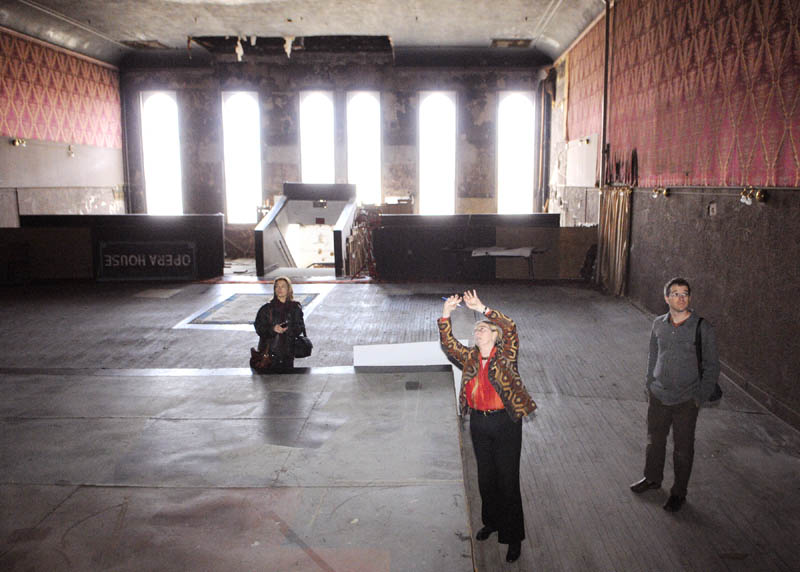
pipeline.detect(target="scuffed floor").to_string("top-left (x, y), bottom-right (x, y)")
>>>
top-left (1, 281), bottom-right (799, 571)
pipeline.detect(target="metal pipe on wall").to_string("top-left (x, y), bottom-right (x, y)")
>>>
top-left (120, 77), bottom-right (132, 214)
top-left (600, 0), bottom-right (611, 187)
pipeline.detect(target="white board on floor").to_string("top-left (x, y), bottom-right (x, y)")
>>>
top-left (353, 340), bottom-right (469, 412)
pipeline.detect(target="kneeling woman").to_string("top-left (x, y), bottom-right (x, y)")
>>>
top-left (253, 276), bottom-right (305, 372)
top-left (439, 290), bottom-right (537, 564)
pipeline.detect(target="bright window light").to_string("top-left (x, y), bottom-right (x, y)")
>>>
top-left (347, 91), bottom-right (381, 205)
top-left (140, 91), bottom-right (183, 215)
top-left (419, 91), bottom-right (456, 215)
top-left (497, 91), bottom-right (536, 214)
top-left (222, 91), bottom-right (263, 224)
top-left (300, 91), bottom-right (335, 184)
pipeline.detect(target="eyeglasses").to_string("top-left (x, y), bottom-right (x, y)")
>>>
top-left (668, 292), bottom-right (690, 299)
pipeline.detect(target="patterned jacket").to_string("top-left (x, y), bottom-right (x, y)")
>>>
top-left (438, 308), bottom-right (537, 421)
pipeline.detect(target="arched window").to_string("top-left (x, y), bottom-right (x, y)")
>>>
top-left (347, 91), bottom-right (382, 205)
top-left (419, 91), bottom-right (456, 215)
top-left (222, 91), bottom-right (263, 224)
top-left (497, 91), bottom-right (536, 214)
top-left (140, 91), bottom-right (183, 215)
top-left (300, 91), bottom-right (335, 184)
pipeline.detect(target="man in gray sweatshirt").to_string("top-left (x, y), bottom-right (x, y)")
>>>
top-left (629, 277), bottom-right (720, 512)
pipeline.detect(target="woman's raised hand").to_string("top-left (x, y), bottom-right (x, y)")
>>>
top-left (442, 294), bottom-right (462, 318)
top-left (462, 290), bottom-right (484, 312)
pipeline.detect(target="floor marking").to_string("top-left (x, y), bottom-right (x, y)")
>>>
top-left (0, 365), bottom-right (446, 377)
top-left (173, 283), bottom-right (335, 331)
top-left (133, 288), bottom-right (182, 299)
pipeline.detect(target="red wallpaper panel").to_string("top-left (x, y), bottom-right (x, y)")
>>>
top-left (608, 0), bottom-right (800, 187)
top-left (0, 30), bottom-right (122, 148)
top-left (566, 16), bottom-right (606, 143)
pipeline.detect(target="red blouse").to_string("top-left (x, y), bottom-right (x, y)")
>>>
top-left (464, 346), bottom-right (505, 411)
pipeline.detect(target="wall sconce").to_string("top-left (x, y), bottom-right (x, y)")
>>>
top-left (235, 37), bottom-right (244, 62)
top-left (10, 137), bottom-right (26, 147)
top-left (740, 186), bottom-right (765, 205)
top-left (651, 187), bottom-right (669, 198)
top-left (67, 144), bottom-right (75, 158)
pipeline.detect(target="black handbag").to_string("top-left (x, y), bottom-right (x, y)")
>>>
top-left (293, 327), bottom-right (313, 358)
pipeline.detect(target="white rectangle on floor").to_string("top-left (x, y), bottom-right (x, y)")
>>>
top-left (354, 340), bottom-right (469, 412)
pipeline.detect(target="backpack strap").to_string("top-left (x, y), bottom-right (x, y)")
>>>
top-left (695, 317), bottom-right (703, 375)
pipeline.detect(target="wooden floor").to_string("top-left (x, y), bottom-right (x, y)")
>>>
top-left (450, 285), bottom-right (800, 572)
top-left (1, 280), bottom-right (799, 571)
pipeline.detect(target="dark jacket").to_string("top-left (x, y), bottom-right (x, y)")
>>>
top-left (254, 299), bottom-right (305, 357)
top-left (438, 308), bottom-right (537, 421)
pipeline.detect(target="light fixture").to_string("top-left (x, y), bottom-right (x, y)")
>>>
top-left (740, 186), bottom-right (766, 205)
top-left (651, 187), bottom-right (669, 198)
top-left (67, 144), bottom-right (75, 158)
top-left (10, 137), bottom-right (26, 147)
top-left (740, 188), bottom-right (752, 205)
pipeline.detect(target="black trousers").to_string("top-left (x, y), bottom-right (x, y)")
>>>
top-left (644, 394), bottom-right (700, 497)
top-left (470, 411), bottom-right (525, 544)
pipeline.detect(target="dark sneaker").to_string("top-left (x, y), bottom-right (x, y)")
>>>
top-left (630, 478), bottom-right (661, 493)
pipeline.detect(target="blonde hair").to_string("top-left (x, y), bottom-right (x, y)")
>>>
top-left (272, 276), bottom-right (294, 301)
top-left (474, 320), bottom-right (501, 344)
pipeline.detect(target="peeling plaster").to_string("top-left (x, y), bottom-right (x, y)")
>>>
top-left (465, 93), bottom-right (492, 126)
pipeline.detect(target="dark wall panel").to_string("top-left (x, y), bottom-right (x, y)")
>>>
top-left (627, 189), bottom-right (800, 427)
top-left (19, 214), bottom-right (225, 280)
top-left (373, 224), bottom-right (495, 282)
top-left (373, 214), bottom-right (559, 281)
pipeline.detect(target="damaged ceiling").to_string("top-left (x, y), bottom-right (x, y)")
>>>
top-left (1, 0), bottom-right (605, 66)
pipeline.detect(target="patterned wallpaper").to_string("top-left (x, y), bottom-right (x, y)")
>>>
top-left (566, 15), bottom-right (605, 143)
top-left (564, 0), bottom-right (800, 188)
top-left (0, 30), bottom-right (122, 149)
